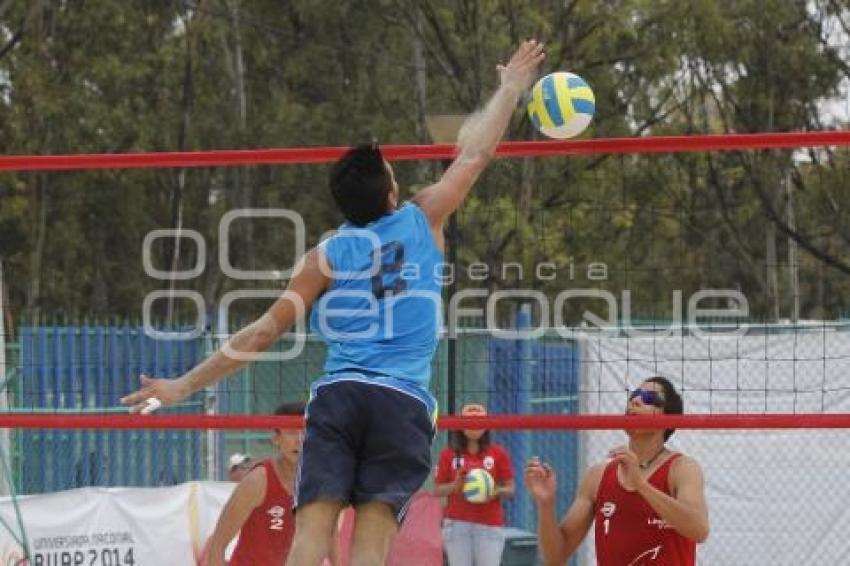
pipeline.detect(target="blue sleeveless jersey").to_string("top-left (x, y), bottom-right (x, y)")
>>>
top-left (310, 202), bottom-right (443, 410)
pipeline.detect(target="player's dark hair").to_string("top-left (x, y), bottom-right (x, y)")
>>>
top-left (646, 376), bottom-right (683, 441)
top-left (274, 401), bottom-right (306, 416)
top-left (329, 143), bottom-right (394, 226)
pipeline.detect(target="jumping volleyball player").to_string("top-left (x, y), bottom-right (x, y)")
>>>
top-left (122, 39), bottom-right (545, 565)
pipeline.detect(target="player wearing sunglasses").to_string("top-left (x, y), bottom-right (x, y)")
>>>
top-left (525, 376), bottom-right (709, 565)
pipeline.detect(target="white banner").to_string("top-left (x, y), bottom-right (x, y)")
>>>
top-left (0, 481), bottom-right (235, 566)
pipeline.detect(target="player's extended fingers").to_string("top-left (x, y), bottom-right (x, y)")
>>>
top-left (525, 40), bottom-right (545, 58)
top-left (120, 389), bottom-right (151, 407)
top-left (518, 44), bottom-right (546, 70)
top-left (608, 444), bottom-right (627, 457)
top-left (524, 462), bottom-right (541, 474)
top-left (127, 399), bottom-right (152, 414)
top-left (510, 41), bottom-right (534, 67)
top-left (130, 399), bottom-right (163, 415)
top-left (610, 449), bottom-right (636, 467)
top-left (507, 50), bottom-right (544, 84)
top-left (120, 376), bottom-right (156, 407)
top-left (525, 461), bottom-right (548, 478)
top-left (515, 40), bottom-right (544, 64)
top-left (524, 469), bottom-right (544, 486)
top-left (510, 39), bottom-right (537, 63)
top-left (530, 49), bottom-right (546, 68)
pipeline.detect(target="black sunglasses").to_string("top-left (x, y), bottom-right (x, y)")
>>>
top-left (628, 388), bottom-right (666, 408)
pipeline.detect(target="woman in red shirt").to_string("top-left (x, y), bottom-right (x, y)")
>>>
top-left (435, 403), bottom-right (515, 566)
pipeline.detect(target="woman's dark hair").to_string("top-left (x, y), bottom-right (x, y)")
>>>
top-left (449, 429), bottom-right (491, 452)
top-left (329, 143), bottom-right (393, 226)
top-left (645, 376), bottom-right (683, 441)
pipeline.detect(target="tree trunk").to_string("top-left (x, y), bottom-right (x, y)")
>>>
top-left (765, 220), bottom-right (780, 322)
top-left (412, 6), bottom-right (435, 185)
top-left (785, 169), bottom-right (800, 322)
top-left (26, 174), bottom-right (48, 320)
top-left (166, 8), bottom-right (195, 323)
top-left (223, 0), bottom-right (253, 273)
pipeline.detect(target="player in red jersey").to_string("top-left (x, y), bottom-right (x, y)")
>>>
top-left (525, 376), bottom-right (709, 565)
top-left (203, 402), bottom-right (305, 566)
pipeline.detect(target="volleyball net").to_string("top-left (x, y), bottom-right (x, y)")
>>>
top-left (2, 132), bottom-right (850, 563)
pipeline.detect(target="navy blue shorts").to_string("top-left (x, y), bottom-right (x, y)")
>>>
top-left (295, 379), bottom-right (434, 521)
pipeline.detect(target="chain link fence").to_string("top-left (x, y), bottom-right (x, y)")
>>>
top-left (5, 322), bottom-right (850, 563)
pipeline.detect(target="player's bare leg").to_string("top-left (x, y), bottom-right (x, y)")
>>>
top-left (349, 501), bottom-right (398, 566)
top-left (287, 499), bottom-right (345, 566)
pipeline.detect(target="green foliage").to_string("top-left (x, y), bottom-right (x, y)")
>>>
top-left (1, 1), bottom-right (849, 323)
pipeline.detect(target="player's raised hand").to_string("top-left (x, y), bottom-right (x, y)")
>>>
top-left (609, 445), bottom-right (645, 491)
top-left (525, 456), bottom-right (557, 505)
top-left (498, 39), bottom-right (546, 94)
top-left (120, 374), bottom-right (190, 414)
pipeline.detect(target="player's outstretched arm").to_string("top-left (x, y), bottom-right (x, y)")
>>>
top-left (412, 39), bottom-right (545, 231)
top-left (121, 248), bottom-right (331, 413)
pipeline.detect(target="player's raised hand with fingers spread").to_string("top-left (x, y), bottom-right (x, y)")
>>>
top-left (498, 39), bottom-right (546, 95)
top-left (524, 456), bottom-right (557, 505)
top-left (416, 39), bottom-right (546, 228)
top-left (120, 374), bottom-right (190, 414)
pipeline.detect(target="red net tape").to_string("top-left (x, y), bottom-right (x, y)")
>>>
top-left (2, 131), bottom-right (849, 171)
top-left (2, 413), bottom-right (850, 430)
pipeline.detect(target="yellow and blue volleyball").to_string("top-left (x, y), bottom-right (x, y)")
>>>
top-left (463, 468), bottom-right (495, 504)
top-left (527, 72), bottom-right (595, 139)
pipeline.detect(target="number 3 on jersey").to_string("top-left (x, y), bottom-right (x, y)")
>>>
top-left (371, 241), bottom-right (407, 299)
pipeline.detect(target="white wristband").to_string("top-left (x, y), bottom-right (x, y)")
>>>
top-left (140, 397), bottom-right (162, 415)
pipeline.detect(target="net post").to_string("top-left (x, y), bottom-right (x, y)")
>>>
top-left (205, 320), bottom-right (220, 482)
top-left (515, 303), bottom-right (532, 527)
top-left (446, 207), bottom-right (458, 415)
top-left (0, 259), bottom-right (8, 496)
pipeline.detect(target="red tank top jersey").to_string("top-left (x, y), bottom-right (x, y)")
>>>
top-left (594, 453), bottom-right (696, 566)
top-left (229, 459), bottom-right (295, 566)
top-left (435, 444), bottom-right (513, 526)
